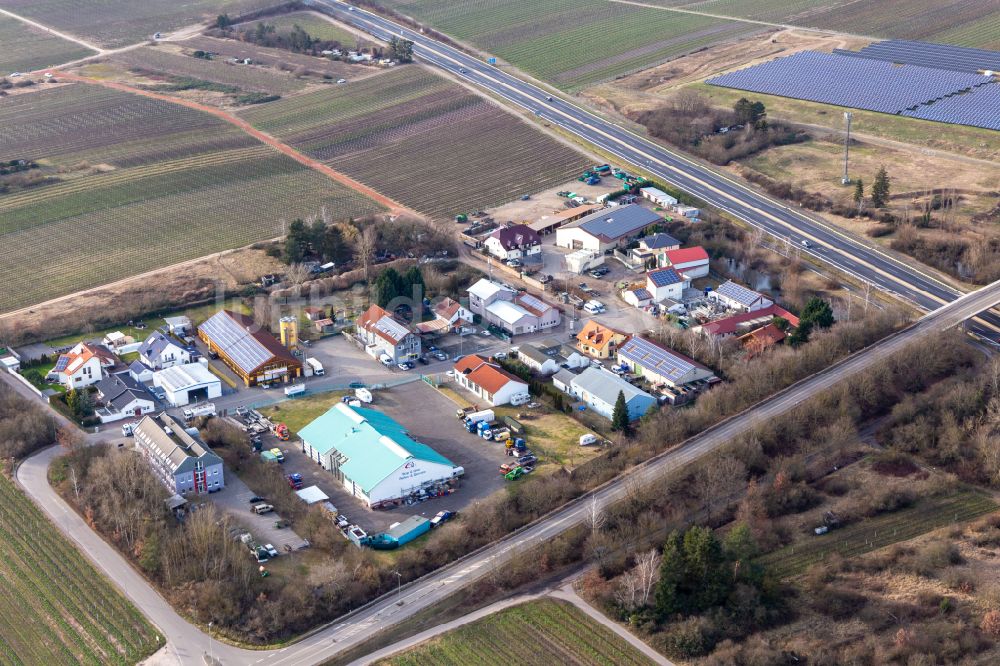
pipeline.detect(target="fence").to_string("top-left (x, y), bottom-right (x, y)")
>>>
top-left (3, 368), bottom-right (49, 402)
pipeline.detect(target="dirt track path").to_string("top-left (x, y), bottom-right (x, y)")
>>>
top-left (0, 7), bottom-right (104, 53)
top-left (53, 70), bottom-right (415, 215)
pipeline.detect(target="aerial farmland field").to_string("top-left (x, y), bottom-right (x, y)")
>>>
top-left (375, 598), bottom-right (655, 665)
top-left (0, 83), bottom-right (380, 313)
top-left (0, 15), bottom-right (95, 73)
top-left (677, 0), bottom-right (1000, 48)
top-left (0, 473), bottom-right (161, 664)
top-left (0, 0), bottom-right (275, 49)
top-left (240, 66), bottom-right (589, 219)
top-left (379, 0), bottom-right (760, 90)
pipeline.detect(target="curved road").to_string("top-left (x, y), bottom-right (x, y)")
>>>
top-left (16, 279), bottom-right (1000, 665)
top-left (305, 0), bottom-right (1000, 342)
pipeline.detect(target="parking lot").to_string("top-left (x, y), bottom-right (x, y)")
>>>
top-left (206, 473), bottom-right (309, 552)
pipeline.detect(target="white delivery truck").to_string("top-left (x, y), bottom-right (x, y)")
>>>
top-left (306, 357), bottom-right (324, 376)
top-left (284, 383), bottom-right (306, 397)
top-left (182, 402), bottom-right (216, 421)
top-left (464, 409), bottom-right (495, 426)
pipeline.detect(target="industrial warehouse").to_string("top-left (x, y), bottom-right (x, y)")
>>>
top-left (197, 310), bottom-right (302, 386)
top-left (298, 403), bottom-right (465, 509)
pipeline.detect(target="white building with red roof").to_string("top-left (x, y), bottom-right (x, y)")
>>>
top-left (50, 342), bottom-right (116, 389)
top-left (453, 355), bottom-right (529, 406)
top-left (662, 246), bottom-right (710, 278)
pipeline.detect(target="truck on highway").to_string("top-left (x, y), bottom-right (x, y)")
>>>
top-left (306, 357), bottom-right (324, 376)
top-left (284, 383), bottom-right (306, 397)
top-left (182, 402), bottom-right (216, 421)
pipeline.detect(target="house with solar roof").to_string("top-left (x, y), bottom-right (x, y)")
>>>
top-left (356, 304), bottom-right (421, 364)
top-left (616, 337), bottom-right (715, 389)
top-left (49, 342), bottom-right (114, 388)
top-left (556, 204), bottom-right (661, 253)
top-left (298, 402), bottom-right (464, 507)
top-left (645, 266), bottom-right (691, 302)
top-left (197, 310), bottom-right (302, 386)
top-left (710, 280), bottom-right (773, 313)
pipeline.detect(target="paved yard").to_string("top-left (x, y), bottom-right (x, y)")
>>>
top-left (208, 473), bottom-right (308, 553)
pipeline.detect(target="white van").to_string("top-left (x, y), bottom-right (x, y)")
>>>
top-left (379, 353), bottom-right (393, 367)
top-left (583, 300), bottom-right (605, 315)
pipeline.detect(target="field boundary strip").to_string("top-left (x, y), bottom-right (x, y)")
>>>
top-left (51, 71), bottom-right (416, 216)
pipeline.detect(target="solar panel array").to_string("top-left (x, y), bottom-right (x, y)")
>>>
top-left (53, 355), bottom-right (69, 372)
top-left (648, 267), bottom-right (685, 287)
top-left (707, 51), bottom-right (990, 115)
top-left (198, 311), bottom-right (272, 375)
top-left (618, 337), bottom-right (695, 383)
top-left (516, 292), bottom-right (549, 314)
top-left (902, 82), bottom-right (1000, 131)
top-left (715, 280), bottom-right (765, 307)
top-left (373, 315), bottom-right (410, 343)
top-left (834, 40), bottom-right (1000, 74)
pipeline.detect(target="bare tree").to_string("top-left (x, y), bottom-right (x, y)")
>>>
top-left (354, 226), bottom-right (378, 297)
top-left (587, 495), bottom-right (606, 534)
top-left (693, 455), bottom-right (747, 516)
top-left (635, 549), bottom-right (661, 607)
top-left (285, 262), bottom-right (311, 290)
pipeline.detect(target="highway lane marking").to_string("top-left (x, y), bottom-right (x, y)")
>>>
top-left (326, 1), bottom-right (1000, 338)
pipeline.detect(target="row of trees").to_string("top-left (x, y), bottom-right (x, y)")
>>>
top-left (372, 265), bottom-right (425, 308)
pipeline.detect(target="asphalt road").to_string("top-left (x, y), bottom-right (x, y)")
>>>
top-left (304, 0), bottom-right (1000, 343)
top-left (13, 278), bottom-right (1000, 666)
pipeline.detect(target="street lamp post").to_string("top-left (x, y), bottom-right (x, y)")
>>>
top-left (208, 622), bottom-right (214, 664)
top-left (393, 570), bottom-right (402, 600)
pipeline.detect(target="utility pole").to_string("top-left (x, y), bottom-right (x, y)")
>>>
top-left (841, 112), bottom-right (853, 185)
top-left (393, 570), bottom-right (402, 600)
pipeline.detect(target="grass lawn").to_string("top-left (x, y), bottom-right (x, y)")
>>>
top-left (374, 597), bottom-right (655, 665)
top-left (758, 487), bottom-right (998, 579)
top-left (0, 474), bottom-right (161, 663)
top-left (241, 11), bottom-right (358, 45)
top-left (259, 390), bottom-right (348, 436)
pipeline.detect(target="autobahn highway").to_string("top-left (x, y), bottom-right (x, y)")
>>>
top-left (15, 277), bottom-right (1000, 666)
top-left (306, 0), bottom-right (1000, 342)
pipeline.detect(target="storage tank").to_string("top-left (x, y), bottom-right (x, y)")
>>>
top-left (279, 316), bottom-right (298, 348)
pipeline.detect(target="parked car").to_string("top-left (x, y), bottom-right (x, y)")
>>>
top-left (397, 361), bottom-right (415, 370)
top-left (430, 510), bottom-right (455, 527)
top-left (349, 381), bottom-right (367, 389)
top-left (493, 352), bottom-right (507, 361)
top-left (287, 473), bottom-right (303, 489)
top-left (517, 454), bottom-right (538, 466)
top-left (379, 353), bottom-right (393, 367)
top-left (269, 447), bottom-right (285, 463)
top-left (538, 274), bottom-right (554, 284)
top-left (588, 267), bottom-right (609, 278)
top-left (417, 355), bottom-right (429, 365)
top-left (264, 543), bottom-right (279, 558)
top-left (433, 351), bottom-right (448, 361)
top-left (248, 495), bottom-right (265, 504)
top-left (506, 258), bottom-right (522, 268)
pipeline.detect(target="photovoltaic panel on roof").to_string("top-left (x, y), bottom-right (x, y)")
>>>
top-left (648, 267), bottom-right (684, 287)
top-left (53, 356), bottom-right (69, 372)
top-left (618, 337), bottom-right (695, 383)
top-left (199, 311), bottom-right (273, 375)
top-left (707, 51), bottom-right (990, 115)
top-left (517, 293), bottom-right (547, 312)
top-left (374, 316), bottom-right (409, 342)
top-left (716, 281), bottom-right (763, 306)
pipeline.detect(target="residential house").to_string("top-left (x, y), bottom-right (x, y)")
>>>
top-left (453, 355), bottom-right (529, 406)
top-left (576, 320), bottom-right (629, 359)
top-left (516, 343), bottom-right (560, 375)
top-left (695, 304), bottom-right (800, 338)
top-left (467, 278), bottom-right (516, 316)
top-left (50, 343), bottom-right (110, 388)
top-left (94, 374), bottom-right (155, 423)
top-left (630, 232), bottom-right (681, 268)
top-left (645, 267), bottom-right (691, 303)
top-left (198, 310), bottom-right (302, 386)
top-left (662, 246), bottom-right (710, 279)
top-left (566, 367), bottom-right (656, 421)
top-left (552, 368), bottom-right (577, 394)
top-left (102, 331), bottom-right (136, 354)
top-left (356, 304), bottom-right (421, 364)
top-left (555, 204), bottom-right (662, 253)
top-left (128, 360), bottom-right (154, 384)
top-left (298, 403), bottom-right (464, 508)
top-left (616, 336), bottom-right (715, 388)
top-left (304, 306), bottom-right (326, 322)
top-left (133, 412), bottom-right (224, 495)
top-left (138, 331), bottom-right (192, 370)
top-left (709, 281), bottom-right (774, 313)
top-left (483, 224), bottom-right (542, 262)
top-left (433, 297), bottom-right (474, 329)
